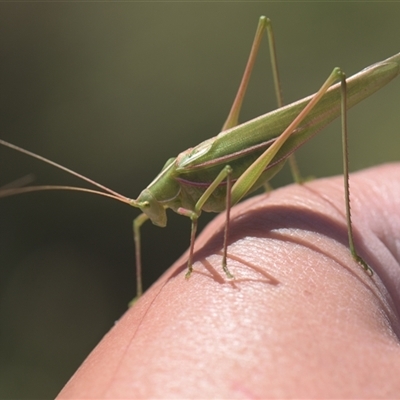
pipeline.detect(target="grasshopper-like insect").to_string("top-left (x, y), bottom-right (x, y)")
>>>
top-left (1, 17), bottom-right (400, 300)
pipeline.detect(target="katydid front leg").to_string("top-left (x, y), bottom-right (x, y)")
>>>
top-left (133, 213), bottom-right (150, 298)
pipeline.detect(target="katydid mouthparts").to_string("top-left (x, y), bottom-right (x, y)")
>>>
top-left (1, 16), bottom-right (399, 300)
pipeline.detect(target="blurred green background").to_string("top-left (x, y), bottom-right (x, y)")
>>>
top-left (0, 3), bottom-right (399, 398)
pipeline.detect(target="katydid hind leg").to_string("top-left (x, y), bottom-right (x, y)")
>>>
top-left (221, 16), bottom-right (302, 182)
top-left (203, 15), bottom-right (269, 281)
top-left (216, 16), bottom-right (302, 280)
top-left (340, 74), bottom-right (373, 276)
top-left (230, 68), bottom-right (372, 278)
top-left (265, 18), bottom-right (302, 183)
top-left (230, 68), bottom-right (345, 207)
top-left (222, 16), bottom-right (267, 131)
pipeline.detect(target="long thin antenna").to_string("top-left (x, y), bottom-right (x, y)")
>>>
top-left (0, 174), bottom-right (35, 191)
top-left (0, 184), bottom-right (132, 204)
top-left (0, 139), bottom-right (131, 202)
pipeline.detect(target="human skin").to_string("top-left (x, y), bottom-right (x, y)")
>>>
top-left (57, 164), bottom-right (400, 399)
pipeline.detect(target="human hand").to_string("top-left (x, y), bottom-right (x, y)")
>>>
top-left (57, 164), bottom-right (400, 398)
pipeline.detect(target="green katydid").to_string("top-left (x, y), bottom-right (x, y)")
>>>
top-left (1, 16), bottom-right (399, 300)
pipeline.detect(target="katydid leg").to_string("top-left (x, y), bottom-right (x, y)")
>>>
top-left (265, 19), bottom-right (302, 183)
top-left (222, 169), bottom-right (234, 279)
top-left (222, 16), bottom-right (267, 130)
top-left (229, 67), bottom-right (372, 276)
top-left (221, 16), bottom-right (302, 183)
top-left (340, 74), bottom-right (373, 276)
top-left (133, 213), bottom-right (150, 298)
top-left (231, 68), bottom-right (345, 205)
top-left (178, 165), bottom-right (233, 279)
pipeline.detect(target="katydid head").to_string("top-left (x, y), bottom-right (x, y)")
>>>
top-left (131, 188), bottom-right (167, 227)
